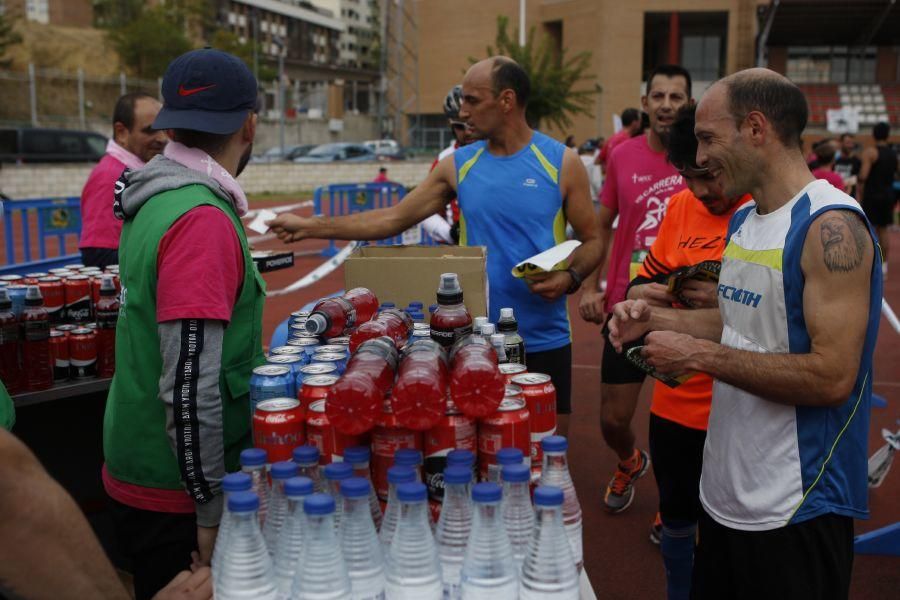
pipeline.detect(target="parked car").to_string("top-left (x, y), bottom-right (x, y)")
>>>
top-left (0, 127), bottom-right (107, 163)
top-left (364, 138), bottom-right (406, 160)
top-left (294, 143), bottom-right (376, 163)
top-left (250, 144), bottom-right (316, 164)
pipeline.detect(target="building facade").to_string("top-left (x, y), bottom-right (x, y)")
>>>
top-left (1, 0), bottom-right (93, 27)
top-left (309, 0), bottom-right (379, 69)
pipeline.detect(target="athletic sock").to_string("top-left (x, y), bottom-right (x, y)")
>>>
top-left (660, 518), bottom-right (697, 600)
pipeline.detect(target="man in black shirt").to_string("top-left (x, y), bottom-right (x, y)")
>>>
top-left (834, 133), bottom-right (861, 196)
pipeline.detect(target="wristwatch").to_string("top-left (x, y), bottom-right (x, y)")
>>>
top-left (565, 267), bottom-right (583, 295)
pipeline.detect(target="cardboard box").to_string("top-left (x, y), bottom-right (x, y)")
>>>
top-left (344, 245), bottom-right (488, 317)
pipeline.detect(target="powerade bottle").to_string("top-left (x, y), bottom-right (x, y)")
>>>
top-left (305, 288), bottom-right (380, 338)
top-left (0, 289), bottom-right (23, 394)
top-left (496, 308), bottom-right (525, 366)
top-left (95, 274), bottom-right (119, 378)
top-left (429, 273), bottom-right (472, 349)
top-left (21, 286), bottom-right (52, 391)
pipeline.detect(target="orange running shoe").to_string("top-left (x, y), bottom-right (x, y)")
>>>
top-left (603, 448), bottom-right (650, 513)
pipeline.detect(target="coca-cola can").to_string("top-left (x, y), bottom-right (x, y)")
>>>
top-left (49, 330), bottom-right (69, 381)
top-left (305, 399), bottom-right (368, 465)
top-left (48, 268), bottom-right (73, 277)
top-left (510, 373), bottom-right (557, 475)
top-left (297, 364), bottom-right (338, 392)
top-left (90, 275), bottom-right (104, 306)
top-left (55, 324), bottom-right (77, 336)
top-left (424, 412), bottom-right (477, 503)
top-left (64, 275), bottom-right (93, 324)
top-left (299, 373), bottom-right (337, 409)
top-left (38, 276), bottom-right (66, 325)
top-left (23, 272), bottom-right (48, 285)
top-left (499, 362), bottom-right (528, 384)
top-left (63, 263), bottom-right (84, 270)
top-left (372, 399), bottom-right (424, 501)
top-left (69, 327), bottom-right (97, 378)
top-left (478, 395), bottom-right (530, 482)
top-left (253, 397), bottom-right (306, 463)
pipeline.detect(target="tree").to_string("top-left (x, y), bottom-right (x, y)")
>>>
top-left (0, 12), bottom-right (22, 68)
top-left (209, 30), bottom-right (276, 82)
top-left (476, 15), bottom-right (597, 131)
top-left (106, 6), bottom-right (192, 79)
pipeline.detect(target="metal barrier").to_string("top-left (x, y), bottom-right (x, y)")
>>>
top-left (313, 182), bottom-right (439, 256)
top-left (1, 197), bottom-right (82, 275)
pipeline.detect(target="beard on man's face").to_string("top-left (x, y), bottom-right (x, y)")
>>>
top-left (236, 143), bottom-right (253, 177)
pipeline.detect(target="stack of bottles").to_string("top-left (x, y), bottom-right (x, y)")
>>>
top-left (0, 269), bottom-right (120, 393)
top-left (214, 435), bottom-right (582, 600)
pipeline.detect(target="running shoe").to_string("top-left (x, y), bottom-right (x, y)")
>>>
top-left (603, 448), bottom-right (650, 513)
top-left (649, 512), bottom-right (662, 545)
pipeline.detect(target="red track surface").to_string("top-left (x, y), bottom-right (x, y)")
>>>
top-left (252, 198), bottom-right (899, 600)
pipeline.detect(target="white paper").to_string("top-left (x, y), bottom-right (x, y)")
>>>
top-left (512, 239), bottom-right (582, 278)
top-left (247, 208), bottom-right (277, 234)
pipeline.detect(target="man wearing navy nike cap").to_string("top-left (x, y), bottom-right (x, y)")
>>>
top-left (103, 48), bottom-right (266, 599)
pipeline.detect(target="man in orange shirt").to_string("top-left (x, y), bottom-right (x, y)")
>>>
top-left (626, 105), bottom-right (751, 600)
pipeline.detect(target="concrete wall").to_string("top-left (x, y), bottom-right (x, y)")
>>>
top-left (0, 160), bottom-right (433, 199)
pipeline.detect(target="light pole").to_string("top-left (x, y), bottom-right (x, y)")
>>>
top-left (273, 35), bottom-right (286, 158)
top-left (519, 0), bottom-right (526, 46)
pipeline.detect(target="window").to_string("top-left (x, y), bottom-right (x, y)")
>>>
top-left (228, 12), bottom-right (236, 25)
top-left (786, 46), bottom-right (876, 83)
top-left (25, 0), bottom-right (49, 24)
top-left (682, 35), bottom-right (721, 81)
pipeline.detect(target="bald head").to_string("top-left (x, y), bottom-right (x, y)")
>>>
top-left (712, 67), bottom-right (808, 148)
top-left (467, 56), bottom-right (531, 107)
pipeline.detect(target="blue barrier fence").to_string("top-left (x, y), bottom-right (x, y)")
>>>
top-left (1, 197), bottom-right (82, 275)
top-left (313, 182), bottom-right (439, 256)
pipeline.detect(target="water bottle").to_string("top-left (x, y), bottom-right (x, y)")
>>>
top-left (489, 334), bottom-right (509, 365)
top-left (472, 316), bottom-right (488, 337)
top-left (344, 446), bottom-right (384, 530)
top-left (539, 436), bottom-right (583, 571)
top-left (488, 447), bottom-right (524, 484)
top-left (384, 482), bottom-right (443, 599)
top-left (216, 491), bottom-right (278, 600)
top-left (379, 466), bottom-right (417, 548)
top-left (446, 449), bottom-right (476, 469)
top-left (211, 472), bottom-right (252, 590)
top-left (500, 463), bottom-right (535, 570)
top-left (459, 483), bottom-right (518, 599)
top-left (291, 493), bottom-right (352, 600)
top-left (241, 448), bottom-right (269, 526)
top-left (519, 487), bottom-right (579, 600)
top-left (435, 466), bottom-right (473, 599)
top-left (324, 462), bottom-right (354, 530)
top-left (263, 461), bottom-right (299, 553)
top-left (393, 448), bottom-right (423, 482)
top-left (340, 478), bottom-right (386, 600)
top-left (293, 445), bottom-right (326, 492)
top-left (272, 477), bottom-right (314, 600)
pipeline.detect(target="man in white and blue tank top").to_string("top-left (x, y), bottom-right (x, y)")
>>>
top-left (268, 57), bottom-right (602, 433)
top-left (608, 69), bottom-right (882, 599)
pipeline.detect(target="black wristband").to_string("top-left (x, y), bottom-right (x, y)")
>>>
top-left (565, 267), bottom-right (583, 295)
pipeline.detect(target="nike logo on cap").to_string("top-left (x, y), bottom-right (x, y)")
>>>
top-left (178, 84), bottom-right (217, 96)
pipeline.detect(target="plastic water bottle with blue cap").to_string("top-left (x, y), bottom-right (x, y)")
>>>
top-left (211, 472), bottom-right (252, 592)
top-left (263, 461), bottom-right (298, 552)
top-left (293, 445), bottom-right (326, 492)
top-left (501, 463), bottom-right (535, 570)
top-left (324, 461), bottom-right (354, 530)
top-left (379, 466), bottom-right (417, 548)
top-left (519, 486), bottom-right (579, 599)
top-left (488, 447), bottom-right (524, 483)
top-left (215, 491), bottom-right (277, 600)
top-left (460, 482), bottom-right (518, 599)
top-left (272, 477), bottom-right (315, 600)
top-left (384, 482), bottom-right (443, 599)
top-left (344, 446), bottom-right (383, 530)
top-left (539, 435), bottom-right (582, 571)
top-left (340, 477), bottom-right (386, 599)
top-left (435, 465), bottom-right (473, 599)
top-left (393, 447), bottom-right (424, 481)
top-left (240, 448), bottom-right (269, 525)
top-left (291, 493), bottom-right (352, 600)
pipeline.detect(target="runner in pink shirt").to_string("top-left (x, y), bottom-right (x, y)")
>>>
top-left (580, 65), bottom-right (690, 515)
top-left (595, 107), bottom-right (641, 172)
top-left (79, 93), bottom-right (166, 268)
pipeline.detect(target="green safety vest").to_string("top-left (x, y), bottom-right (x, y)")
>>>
top-left (103, 184), bottom-right (266, 490)
top-left (0, 378), bottom-right (13, 431)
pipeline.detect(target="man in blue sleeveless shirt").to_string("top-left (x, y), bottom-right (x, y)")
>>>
top-left (608, 69), bottom-right (881, 599)
top-left (270, 57), bottom-right (602, 431)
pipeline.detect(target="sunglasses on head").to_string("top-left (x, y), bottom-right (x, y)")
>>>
top-left (670, 158), bottom-right (709, 176)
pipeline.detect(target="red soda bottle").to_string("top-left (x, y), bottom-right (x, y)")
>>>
top-left (449, 334), bottom-right (505, 418)
top-left (348, 337), bottom-right (399, 393)
top-left (95, 275), bottom-right (119, 378)
top-left (21, 286), bottom-right (52, 391)
top-left (0, 289), bottom-right (23, 394)
top-left (327, 337), bottom-right (399, 435)
top-left (429, 273), bottom-right (472, 348)
top-left (349, 308), bottom-right (413, 352)
top-left (305, 288), bottom-right (379, 338)
top-left (392, 339), bottom-right (448, 431)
